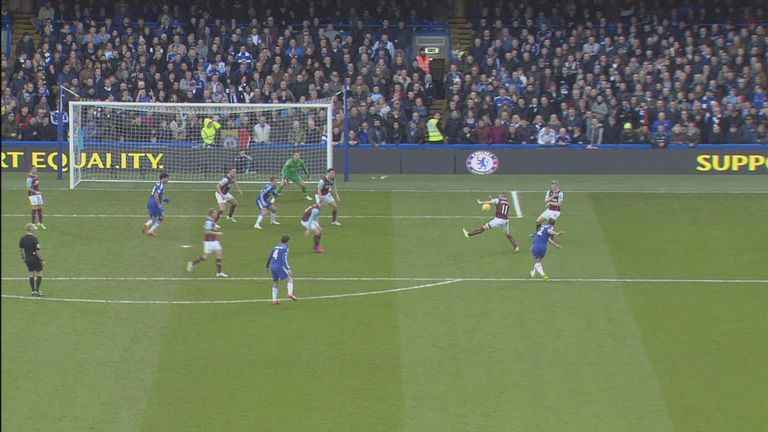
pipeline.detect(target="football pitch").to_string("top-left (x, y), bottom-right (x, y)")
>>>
top-left (2, 172), bottom-right (767, 432)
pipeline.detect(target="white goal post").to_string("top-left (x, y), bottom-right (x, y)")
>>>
top-left (68, 100), bottom-right (335, 188)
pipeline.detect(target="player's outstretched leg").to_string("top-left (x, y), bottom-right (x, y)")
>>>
top-left (506, 234), bottom-right (520, 252)
top-left (188, 255), bottom-right (207, 272)
top-left (466, 226), bottom-right (486, 237)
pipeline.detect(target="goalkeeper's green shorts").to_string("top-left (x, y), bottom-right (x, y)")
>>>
top-left (282, 173), bottom-right (303, 183)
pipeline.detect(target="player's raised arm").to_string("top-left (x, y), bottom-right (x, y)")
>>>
top-left (548, 237), bottom-right (562, 249)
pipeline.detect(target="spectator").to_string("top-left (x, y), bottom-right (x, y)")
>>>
top-left (347, 130), bottom-right (360, 146)
top-left (389, 121), bottom-right (406, 144)
top-left (709, 124), bottom-right (726, 145)
top-left (652, 125), bottom-right (670, 149)
top-left (425, 112), bottom-right (444, 144)
top-left (572, 126), bottom-right (588, 145)
top-left (537, 125), bottom-right (556, 145)
top-left (517, 119), bottom-right (537, 144)
top-left (2, 113), bottom-right (19, 140)
top-left (490, 118), bottom-right (509, 144)
top-left (555, 128), bottom-right (571, 146)
top-left (459, 125), bottom-right (477, 144)
top-left (739, 115), bottom-right (758, 144)
top-left (685, 125), bottom-right (701, 148)
top-left (475, 118), bottom-right (492, 144)
top-left (37, 116), bottom-right (56, 141)
top-left (252, 116), bottom-right (270, 144)
top-left (369, 119), bottom-right (389, 147)
top-left (406, 115), bottom-right (425, 144)
top-left (290, 120), bottom-right (306, 145)
top-left (200, 117), bottom-right (221, 147)
top-left (725, 124), bottom-right (742, 144)
top-left (234, 150), bottom-right (253, 174)
top-left (619, 123), bottom-right (637, 144)
top-left (357, 121), bottom-right (370, 145)
top-left (669, 124), bottom-right (686, 145)
top-left (444, 110), bottom-right (464, 144)
top-left (603, 117), bottom-right (621, 144)
top-left (587, 118), bottom-right (603, 148)
top-left (756, 124), bottom-right (768, 144)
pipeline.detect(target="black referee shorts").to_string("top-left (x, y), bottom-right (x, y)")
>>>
top-left (25, 257), bottom-right (43, 272)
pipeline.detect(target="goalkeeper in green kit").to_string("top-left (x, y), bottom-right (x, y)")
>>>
top-left (277, 151), bottom-right (313, 201)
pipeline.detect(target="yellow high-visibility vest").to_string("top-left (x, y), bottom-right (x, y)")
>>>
top-left (201, 118), bottom-right (221, 145)
top-left (426, 118), bottom-right (443, 142)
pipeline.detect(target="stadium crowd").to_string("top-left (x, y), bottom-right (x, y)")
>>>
top-left (1, 0), bottom-right (767, 146)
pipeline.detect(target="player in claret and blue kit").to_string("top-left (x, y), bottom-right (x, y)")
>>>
top-left (530, 218), bottom-right (563, 280)
top-left (266, 235), bottom-right (298, 305)
top-left (301, 203), bottom-right (324, 253)
top-left (143, 172), bottom-right (170, 237)
top-left (254, 177), bottom-right (281, 229)
top-left (463, 192), bottom-right (520, 251)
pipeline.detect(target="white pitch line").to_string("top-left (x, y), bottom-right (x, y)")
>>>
top-left (0, 280), bottom-right (461, 305)
top-left (510, 191), bottom-right (523, 218)
top-left (4, 187), bottom-right (767, 193)
top-left (0, 214), bottom-right (491, 219)
top-left (1, 276), bottom-right (766, 283)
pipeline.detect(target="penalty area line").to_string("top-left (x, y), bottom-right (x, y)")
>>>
top-left (0, 280), bottom-right (462, 305)
top-left (1, 276), bottom-right (766, 283)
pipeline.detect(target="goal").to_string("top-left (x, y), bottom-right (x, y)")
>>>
top-left (68, 100), bottom-right (336, 188)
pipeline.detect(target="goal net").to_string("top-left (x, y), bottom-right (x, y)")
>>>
top-left (68, 99), bottom-right (336, 188)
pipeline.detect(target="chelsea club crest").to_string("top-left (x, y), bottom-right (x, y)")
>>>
top-left (466, 151), bottom-right (499, 175)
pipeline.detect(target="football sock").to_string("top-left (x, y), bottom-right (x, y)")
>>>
top-left (270, 211), bottom-right (277, 222)
top-left (300, 185), bottom-right (308, 195)
top-left (314, 233), bottom-right (321, 247)
top-left (287, 281), bottom-right (294, 296)
top-left (506, 235), bottom-right (518, 247)
top-left (37, 209), bottom-right (43, 222)
top-left (468, 227), bottom-right (485, 236)
top-left (144, 219), bottom-right (154, 227)
top-left (192, 256), bottom-right (206, 265)
top-left (228, 204), bottom-right (236, 217)
top-left (256, 214), bottom-right (264, 226)
top-left (216, 259), bottom-right (222, 273)
top-left (276, 184), bottom-right (285, 193)
top-left (332, 209), bottom-right (338, 222)
top-left (36, 276), bottom-right (42, 291)
top-left (29, 277), bottom-right (35, 291)
top-left (148, 221), bottom-right (161, 233)
top-left (534, 263), bottom-right (544, 275)
top-left (31, 210), bottom-right (37, 223)
top-left (272, 285), bottom-right (278, 302)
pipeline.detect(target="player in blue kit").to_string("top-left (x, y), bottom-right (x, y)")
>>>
top-left (530, 218), bottom-right (563, 280)
top-left (254, 177), bottom-right (281, 229)
top-left (266, 235), bottom-right (298, 304)
top-left (143, 172), bottom-right (170, 237)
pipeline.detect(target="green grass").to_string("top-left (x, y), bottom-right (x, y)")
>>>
top-left (2, 173), bottom-right (767, 431)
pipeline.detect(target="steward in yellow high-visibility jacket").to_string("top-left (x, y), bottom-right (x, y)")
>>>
top-left (426, 112), bottom-right (444, 144)
top-left (201, 117), bottom-right (222, 146)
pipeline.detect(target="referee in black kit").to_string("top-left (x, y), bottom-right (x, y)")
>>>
top-left (19, 223), bottom-right (44, 296)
